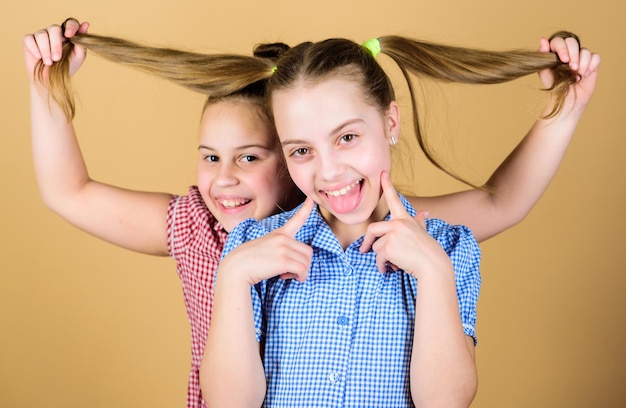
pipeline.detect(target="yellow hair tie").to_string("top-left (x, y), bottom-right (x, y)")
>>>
top-left (362, 38), bottom-right (381, 58)
top-left (271, 65), bottom-right (278, 74)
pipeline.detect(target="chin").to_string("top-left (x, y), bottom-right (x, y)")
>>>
top-left (324, 203), bottom-right (376, 227)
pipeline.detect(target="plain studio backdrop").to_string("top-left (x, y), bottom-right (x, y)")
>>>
top-left (2, 0), bottom-right (624, 407)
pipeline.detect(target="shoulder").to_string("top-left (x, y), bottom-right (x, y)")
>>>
top-left (426, 217), bottom-right (481, 261)
top-left (224, 202), bottom-right (319, 256)
top-left (168, 186), bottom-right (221, 231)
top-left (167, 186), bottom-right (225, 257)
top-left (397, 192), bottom-right (417, 217)
top-left (222, 210), bottom-right (291, 257)
top-left (168, 186), bottom-right (213, 220)
top-left (426, 217), bottom-right (473, 240)
top-left (229, 203), bottom-right (305, 237)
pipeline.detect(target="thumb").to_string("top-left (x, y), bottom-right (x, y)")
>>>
top-left (537, 37), bottom-right (554, 88)
top-left (279, 198), bottom-right (314, 237)
top-left (538, 37), bottom-right (550, 53)
top-left (61, 18), bottom-right (82, 38)
top-left (77, 22), bottom-right (90, 35)
top-left (69, 22), bottom-right (90, 72)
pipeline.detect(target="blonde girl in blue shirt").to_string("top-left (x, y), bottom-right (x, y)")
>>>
top-left (199, 34), bottom-right (600, 407)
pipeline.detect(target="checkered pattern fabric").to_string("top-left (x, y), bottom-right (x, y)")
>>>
top-left (223, 194), bottom-right (481, 407)
top-left (167, 186), bottom-right (228, 408)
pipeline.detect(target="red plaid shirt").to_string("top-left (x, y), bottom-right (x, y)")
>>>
top-left (167, 186), bottom-right (229, 408)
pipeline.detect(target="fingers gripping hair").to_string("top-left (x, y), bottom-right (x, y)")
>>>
top-left (544, 31), bottom-right (583, 117)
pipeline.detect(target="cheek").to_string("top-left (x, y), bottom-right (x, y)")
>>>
top-left (253, 161), bottom-right (286, 192)
top-left (284, 163), bottom-right (311, 193)
top-left (196, 166), bottom-right (213, 189)
top-left (195, 170), bottom-right (216, 208)
top-left (250, 169), bottom-right (288, 217)
top-left (362, 144), bottom-right (391, 174)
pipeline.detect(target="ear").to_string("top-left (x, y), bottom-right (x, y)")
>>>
top-left (384, 101), bottom-right (401, 145)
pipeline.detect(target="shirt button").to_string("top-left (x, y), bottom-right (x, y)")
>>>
top-left (337, 316), bottom-right (349, 326)
top-left (328, 371), bottom-right (341, 383)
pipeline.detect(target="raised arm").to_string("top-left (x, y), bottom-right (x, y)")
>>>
top-left (407, 35), bottom-right (600, 242)
top-left (24, 19), bottom-right (172, 255)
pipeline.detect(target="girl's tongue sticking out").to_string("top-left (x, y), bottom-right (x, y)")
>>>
top-left (323, 179), bottom-right (363, 214)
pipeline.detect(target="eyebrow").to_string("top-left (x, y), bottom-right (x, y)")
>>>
top-left (281, 118), bottom-right (365, 146)
top-left (198, 144), bottom-right (273, 151)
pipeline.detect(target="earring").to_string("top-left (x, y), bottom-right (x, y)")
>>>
top-left (390, 136), bottom-right (397, 146)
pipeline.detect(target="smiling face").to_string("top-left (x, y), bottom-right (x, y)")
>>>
top-left (196, 99), bottom-right (295, 232)
top-left (272, 77), bottom-right (400, 241)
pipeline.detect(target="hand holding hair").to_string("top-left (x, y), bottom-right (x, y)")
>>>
top-left (538, 33), bottom-right (601, 113)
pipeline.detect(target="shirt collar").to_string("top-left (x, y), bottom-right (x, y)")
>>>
top-left (292, 193), bottom-right (416, 255)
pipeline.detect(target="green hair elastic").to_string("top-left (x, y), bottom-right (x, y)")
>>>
top-left (362, 38), bottom-right (381, 58)
top-left (271, 65), bottom-right (278, 74)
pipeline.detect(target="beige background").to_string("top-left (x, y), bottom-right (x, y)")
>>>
top-left (2, 0), bottom-right (624, 407)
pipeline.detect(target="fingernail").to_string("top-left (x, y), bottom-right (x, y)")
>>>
top-left (424, 211), bottom-right (430, 219)
top-left (44, 57), bottom-right (52, 65)
top-left (52, 53), bottom-right (60, 61)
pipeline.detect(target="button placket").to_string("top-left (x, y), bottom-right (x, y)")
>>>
top-left (326, 260), bottom-right (356, 388)
top-left (337, 315), bottom-right (349, 326)
top-left (328, 371), bottom-right (341, 383)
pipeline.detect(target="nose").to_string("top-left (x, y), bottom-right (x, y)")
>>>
top-left (318, 149), bottom-right (344, 181)
top-left (215, 162), bottom-right (239, 187)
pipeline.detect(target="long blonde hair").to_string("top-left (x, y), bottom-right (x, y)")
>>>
top-left (38, 31), bottom-right (580, 185)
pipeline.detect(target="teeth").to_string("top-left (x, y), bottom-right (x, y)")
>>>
top-left (219, 199), bottom-right (248, 208)
top-left (325, 180), bottom-right (361, 197)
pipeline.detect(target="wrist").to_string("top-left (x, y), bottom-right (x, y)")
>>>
top-left (216, 259), bottom-right (258, 289)
top-left (407, 258), bottom-right (455, 283)
top-left (544, 92), bottom-right (587, 119)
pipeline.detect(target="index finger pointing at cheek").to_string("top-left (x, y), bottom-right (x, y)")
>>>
top-left (381, 171), bottom-right (409, 219)
top-left (279, 198), bottom-right (315, 237)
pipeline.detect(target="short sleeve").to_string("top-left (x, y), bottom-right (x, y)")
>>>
top-left (427, 219), bottom-right (482, 344)
top-left (167, 186), bottom-right (223, 260)
top-left (166, 194), bottom-right (187, 259)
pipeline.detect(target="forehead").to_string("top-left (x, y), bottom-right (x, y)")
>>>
top-left (200, 100), bottom-right (276, 148)
top-left (271, 78), bottom-right (377, 137)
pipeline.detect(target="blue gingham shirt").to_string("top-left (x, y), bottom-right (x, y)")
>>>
top-left (222, 194), bottom-right (481, 407)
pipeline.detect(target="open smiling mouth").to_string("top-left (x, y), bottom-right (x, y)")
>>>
top-left (218, 198), bottom-right (251, 209)
top-left (322, 179), bottom-right (363, 197)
